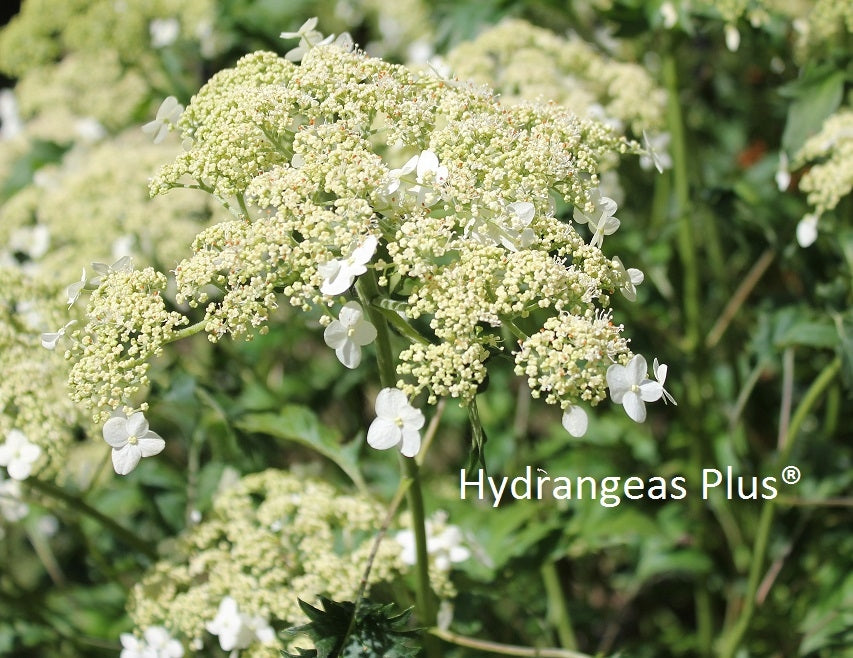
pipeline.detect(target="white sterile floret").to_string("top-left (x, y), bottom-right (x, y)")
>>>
top-left (653, 358), bottom-right (677, 405)
top-left (66, 268), bottom-right (88, 307)
top-left (102, 411), bottom-right (166, 475)
top-left (606, 354), bottom-right (663, 423)
top-left (142, 96), bottom-right (184, 144)
top-left (0, 429), bottom-right (42, 481)
top-left (378, 150), bottom-right (448, 208)
top-left (120, 626), bottom-right (184, 658)
top-left (280, 17), bottom-right (335, 62)
top-left (573, 190), bottom-right (620, 248)
top-left (323, 301), bottom-right (377, 369)
top-left (724, 24), bottom-right (741, 52)
top-left (561, 405), bottom-right (589, 437)
top-left (149, 18), bottom-right (180, 49)
top-left (367, 388), bottom-right (425, 458)
top-left (396, 511), bottom-right (470, 571)
top-left (206, 596), bottom-right (275, 653)
top-left (319, 235), bottom-right (378, 296)
top-left (41, 320), bottom-right (76, 350)
top-left (612, 256), bottom-right (644, 301)
top-left (640, 131), bottom-right (672, 173)
top-left (89, 256), bottom-right (133, 288)
top-left (796, 213), bottom-right (819, 248)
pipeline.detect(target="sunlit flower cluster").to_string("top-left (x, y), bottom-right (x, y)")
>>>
top-left (140, 34), bottom-right (663, 435)
top-left (125, 469), bottom-right (409, 656)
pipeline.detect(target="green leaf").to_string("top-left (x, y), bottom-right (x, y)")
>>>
top-left (774, 318), bottom-right (838, 350)
top-left (283, 598), bottom-right (420, 658)
top-left (781, 67), bottom-right (844, 155)
top-left (465, 399), bottom-right (488, 478)
top-left (237, 406), bottom-right (367, 491)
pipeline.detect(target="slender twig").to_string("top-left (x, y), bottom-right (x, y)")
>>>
top-left (430, 627), bottom-right (595, 658)
top-left (777, 347), bottom-right (794, 450)
top-left (705, 249), bottom-right (775, 349)
top-left (541, 561), bottom-right (578, 650)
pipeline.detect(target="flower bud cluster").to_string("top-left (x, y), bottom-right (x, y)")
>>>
top-left (794, 108), bottom-right (853, 219)
top-left (126, 469), bottom-right (408, 654)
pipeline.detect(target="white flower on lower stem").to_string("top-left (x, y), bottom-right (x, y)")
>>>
top-left (796, 213), bottom-right (819, 248)
top-left (0, 429), bottom-right (41, 481)
top-left (574, 190), bottom-right (620, 248)
top-left (396, 511), bottom-right (471, 571)
top-left (142, 96), bottom-right (184, 144)
top-left (561, 405), bottom-right (588, 437)
top-left (606, 355), bottom-right (663, 423)
top-left (206, 596), bottom-right (275, 655)
top-left (323, 301), bottom-right (377, 369)
top-left (102, 411), bottom-right (166, 475)
top-left (367, 388), bottom-right (425, 458)
top-left (120, 626), bottom-right (184, 658)
top-left (318, 235), bottom-right (378, 296)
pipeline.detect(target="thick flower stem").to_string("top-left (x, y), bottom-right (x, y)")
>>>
top-left (25, 477), bottom-right (158, 560)
top-left (356, 272), bottom-right (439, 656)
top-left (719, 356), bottom-right (841, 658)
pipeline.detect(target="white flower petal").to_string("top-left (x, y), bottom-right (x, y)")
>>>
top-left (561, 406), bottom-right (588, 437)
top-left (366, 418), bottom-right (401, 450)
top-left (351, 320), bottom-right (377, 346)
top-left (622, 392), bottom-right (647, 423)
top-left (375, 387), bottom-right (407, 417)
top-left (137, 437), bottom-right (166, 458)
top-left (336, 341), bottom-right (362, 369)
top-left (112, 445), bottom-right (142, 475)
top-left (323, 321), bottom-right (348, 349)
top-left (126, 412), bottom-right (149, 437)
top-left (399, 429), bottom-right (421, 457)
top-left (103, 417), bottom-right (129, 448)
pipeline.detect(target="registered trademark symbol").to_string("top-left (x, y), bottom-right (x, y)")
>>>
top-left (781, 465), bottom-right (801, 485)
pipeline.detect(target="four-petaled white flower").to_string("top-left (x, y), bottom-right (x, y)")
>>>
top-left (120, 626), bottom-right (184, 658)
top-left (378, 150), bottom-right (448, 208)
top-left (612, 256), bottom-right (645, 302)
top-left (66, 267), bottom-right (88, 307)
top-left (367, 388), bottom-right (425, 458)
top-left (561, 405), bottom-right (588, 437)
top-left (206, 596), bottom-right (275, 654)
top-left (323, 301), bottom-right (377, 369)
top-left (41, 320), bottom-right (76, 350)
top-left (652, 358), bottom-right (677, 405)
top-left (280, 17), bottom-right (335, 62)
top-left (318, 235), bottom-right (378, 296)
top-left (0, 429), bottom-right (41, 481)
top-left (149, 18), bottom-right (180, 48)
top-left (142, 96), bottom-right (184, 144)
top-left (606, 355), bottom-right (663, 423)
top-left (573, 190), bottom-right (620, 248)
top-left (102, 411), bottom-right (166, 475)
top-left (66, 256), bottom-right (133, 308)
top-left (796, 213), bottom-right (819, 248)
top-left (396, 512), bottom-right (471, 571)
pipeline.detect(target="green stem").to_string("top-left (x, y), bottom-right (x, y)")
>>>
top-left (541, 561), bottom-right (578, 650)
top-left (430, 627), bottom-right (595, 658)
top-left (168, 318), bottom-right (207, 343)
top-left (662, 53), bottom-right (700, 352)
top-left (719, 356), bottom-right (841, 658)
top-left (356, 272), bottom-right (438, 656)
top-left (25, 478), bottom-right (157, 560)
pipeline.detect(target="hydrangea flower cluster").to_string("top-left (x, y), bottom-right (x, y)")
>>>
top-left (444, 19), bottom-right (668, 138)
top-left (139, 36), bottom-right (669, 438)
top-left (791, 108), bottom-right (853, 246)
top-left (125, 470), bottom-right (421, 656)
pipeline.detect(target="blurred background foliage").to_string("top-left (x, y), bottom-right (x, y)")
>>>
top-left (0, 0), bottom-right (851, 656)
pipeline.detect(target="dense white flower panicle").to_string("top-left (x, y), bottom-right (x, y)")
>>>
top-left (142, 96), bottom-right (184, 144)
top-left (319, 235), bottom-right (378, 296)
top-left (0, 429), bottom-right (42, 480)
top-left (323, 301), bottom-right (377, 368)
top-left (396, 511), bottom-right (471, 571)
top-left (206, 596), bottom-right (275, 653)
top-left (367, 388), bottom-right (425, 458)
top-left (102, 411), bottom-right (166, 475)
top-left (612, 256), bottom-right (644, 302)
top-left (574, 190), bottom-right (621, 248)
top-left (120, 626), bottom-right (184, 658)
top-left (606, 355), bottom-right (663, 423)
top-left (561, 405), bottom-right (589, 437)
